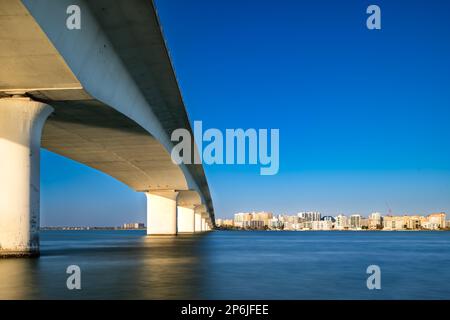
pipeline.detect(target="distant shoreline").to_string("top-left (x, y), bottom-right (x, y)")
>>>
top-left (41, 227), bottom-right (146, 231)
top-left (40, 227), bottom-right (450, 232)
top-left (215, 227), bottom-right (450, 232)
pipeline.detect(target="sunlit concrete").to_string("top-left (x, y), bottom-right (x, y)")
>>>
top-left (0, 97), bottom-right (53, 257)
top-left (194, 211), bottom-right (203, 232)
top-left (177, 206), bottom-right (195, 233)
top-left (201, 211), bottom-right (212, 231)
top-left (146, 191), bottom-right (178, 236)
top-left (202, 218), bottom-right (206, 232)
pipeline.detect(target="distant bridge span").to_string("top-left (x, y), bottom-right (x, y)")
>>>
top-left (0, 0), bottom-right (215, 257)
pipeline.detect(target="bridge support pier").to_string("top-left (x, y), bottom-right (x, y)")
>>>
top-left (177, 206), bottom-right (195, 233)
top-left (0, 97), bottom-right (53, 257)
top-left (202, 218), bottom-right (206, 232)
top-left (194, 210), bottom-right (203, 232)
top-left (146, 191), bottom-right (178, 235)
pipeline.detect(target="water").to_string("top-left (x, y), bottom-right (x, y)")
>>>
top-left (0, 230), bottom-right (449, 299)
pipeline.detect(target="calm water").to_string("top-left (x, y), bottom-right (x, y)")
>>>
top-left (0, 230), bottom-right (450, 299)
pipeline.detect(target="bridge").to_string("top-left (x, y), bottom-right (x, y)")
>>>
top-left (0, 0), bottom-right (215, 257)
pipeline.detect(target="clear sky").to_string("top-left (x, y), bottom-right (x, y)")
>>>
top-left (41, 0), bottom-right (450, 226)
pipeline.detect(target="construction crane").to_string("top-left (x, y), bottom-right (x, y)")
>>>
top-left (385, 201), bottom-right (392, 216)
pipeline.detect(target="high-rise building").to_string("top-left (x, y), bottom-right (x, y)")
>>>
top-left (349, 214), bottom-right (362, 229)
top-left (122, 222), bottom-right (145, 229)
top-left (383, 216), bottom-right (405, 230)
top-left (234, 211), bottom-right (272, 229)
top-left (404, 215), bottom-right (421, 230)
top-left (248, 220), bottom-right (263, 229)
top-left (335, 214), bottom-right (348, 230)
top-left (429, 213), bottom-right (446, 228)
top-left (322, 216), bottom-right (336, 222)
top-left (269, 216), bottom-right (282, 229)
top-left (216, 219), bottom-right (234, 227)
top-left (311, 220), bottom-right (333, 230)
top-left (422, 212), bottom-right (447, 230)
top-left (298, 211), bottom-right (321, 222)
top-left (253, 211), bottom-right (273, 227)
top-left (368, 212), bottom-right (382, 230)
top-left (233, 212), bottom-right (246, 228)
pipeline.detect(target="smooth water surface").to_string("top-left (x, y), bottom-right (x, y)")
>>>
top-left (0, 230), bottom-right (449, 299)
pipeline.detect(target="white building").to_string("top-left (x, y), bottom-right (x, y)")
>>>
top-left (369, 212), bottom-right (382, 230)
top-left (311, 220), bottom-right (333, 230)
top-left (350, 214), bottom-right (362, 230)
top-left (123, 222), bottom-right (145, 229)
top-left (233, 212), bottom-right (246, 228)
top-left (298, 211), bottom-right (321, 222)
top-left (269, 217), bottom-right (282, 229)
top-left (335, 214), bottom-right (348, 230)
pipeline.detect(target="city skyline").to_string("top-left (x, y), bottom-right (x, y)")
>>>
top-left (218, 211), bottom-right (448, 231)
top-left (219, 209), bottom-right (447, 221)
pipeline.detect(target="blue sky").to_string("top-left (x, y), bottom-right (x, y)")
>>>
top-left (41, 0), bottom-right (450, 226)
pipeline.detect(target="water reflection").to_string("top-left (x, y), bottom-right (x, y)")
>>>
top-left (0, 257), bottom-right (40, 299)
top-left (136, 235), bottom-right (206, 299)
top-left (0, 231), bottom-right (209, 299)
top-left (2, 230), bottom-right (450, 299)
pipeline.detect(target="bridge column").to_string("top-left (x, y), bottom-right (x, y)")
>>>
top-left (146, 191), bottom-right (179, 235)
top-left (194, 210), bottom-right (202, 232)
top-left (0, 97), bottom-right (53, 257)
top-left (177, 205), bottom-right (195, 233)
top-left (202, 217), bottom-right (206, 232)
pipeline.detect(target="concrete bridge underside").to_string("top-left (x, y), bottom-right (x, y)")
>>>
top-left (0, 0), bottom-right (214, 257)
